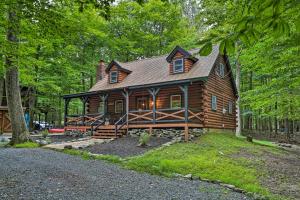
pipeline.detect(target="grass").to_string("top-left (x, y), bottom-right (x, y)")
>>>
top-left (124, 132), bottom-right (282, 199)
top-left (63, 149), bottom-right (123, 164)
top-left (58, 132), bottom-right (284, 199)
top-left (14, 142), bottom-right (40, 148)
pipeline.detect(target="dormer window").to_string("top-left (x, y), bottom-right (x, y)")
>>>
top-left (173, 59), bottom-right (184, 73)
top-left (110, 71), bottom-right (118, 83)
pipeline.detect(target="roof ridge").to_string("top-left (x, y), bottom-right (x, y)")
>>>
top-left (119, 47), bottom-right (200, 65)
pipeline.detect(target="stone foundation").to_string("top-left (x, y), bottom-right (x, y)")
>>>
top-left (127, 128), bottom-right (206, 141)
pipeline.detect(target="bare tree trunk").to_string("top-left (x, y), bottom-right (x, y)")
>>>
top-left (0, 78), bottom-right (5, 106)
top-left (5, 5), bottom-right (28, 144)
top-left (235, 46), bottom-right (242, 137)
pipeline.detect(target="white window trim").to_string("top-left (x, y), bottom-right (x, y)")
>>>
top-left (219, 63), bottom-right (225, 78)
top-left (110, 71), bottom-right (118, 83)
top-left (173, 58), bottom-right (184, 73)
top-left (211, 95), bottom-right (217, 111)
top-left (170, 94), bottom-right (182, 109)
top-left (115, 100), bottom-right (123, 114)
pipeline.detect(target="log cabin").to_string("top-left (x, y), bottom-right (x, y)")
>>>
top-left (63, 45), bottom-right (237, 141)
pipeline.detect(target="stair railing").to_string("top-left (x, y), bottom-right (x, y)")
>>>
top-left (90, 114), bottom-right (105, 136)
top-left (114, 114), bottom-right (127, 138)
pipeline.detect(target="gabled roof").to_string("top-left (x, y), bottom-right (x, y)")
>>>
top-left (166, 45), bottom-right (198, 63)
top-left (89, 45), bottom-right (220, 92)
top-left (105, 60), bottom-right (132, 73)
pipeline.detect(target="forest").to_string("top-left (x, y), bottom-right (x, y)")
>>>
top-left (0, 0), bottom-right (299, 144)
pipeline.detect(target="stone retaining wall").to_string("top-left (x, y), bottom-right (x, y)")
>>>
top-left (128, 128), bottom-right (206, 141)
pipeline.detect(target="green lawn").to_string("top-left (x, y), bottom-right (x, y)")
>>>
top-left (124, 132), bottom-right (283, 199)
top-left (57, 132), bottom-right (287, 199)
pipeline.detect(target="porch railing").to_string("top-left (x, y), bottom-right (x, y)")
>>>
top-left (65, 113), bottom-right (105, 127)
top-left (115, 113), bottom-right (127, 137)
top-left (127, 108), bottom-right (203, 124)
top-left (91, 114), bottom-right (105, 135)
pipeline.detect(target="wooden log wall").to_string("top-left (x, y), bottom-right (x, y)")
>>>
top-left (87, 82), bottom-right (205, 125)
top-left (203, 55), bottom-right (237, 129)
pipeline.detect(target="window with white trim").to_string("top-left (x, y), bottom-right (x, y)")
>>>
top-left (115, 100), bottom-right (123, 114)
top-left (211, 95), bottom-right (217, 111)
top-left (110, 71), bottom-right (118, 83)
top-left (170, 95), bottom-right (182, 109)
top-left (228, 101), bottom-right (233, 114)
top-left (219, 63), bottom-right (225, 78)
top-left (173, 59), bottom-right (184, 73)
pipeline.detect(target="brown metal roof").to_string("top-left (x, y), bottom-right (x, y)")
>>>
top-left (89, 45), bottom-right (219, 92)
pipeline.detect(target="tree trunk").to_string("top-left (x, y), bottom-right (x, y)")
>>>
top-left (5, 5), bottom-right (29, 144)
top-left (235, 46), bottom-right (242, 137)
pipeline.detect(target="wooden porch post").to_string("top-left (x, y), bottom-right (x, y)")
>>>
top-left (122, 90), bottom-right (131, 132)
top-left (81, 96), bottom-right (88, 125)
top-left (179, 85), bottom-right (189, 122)
top-left (64, 98), bottom-right (70, 126)
top-left (148, 88), bottom-right (160, 124)
top-left (100, 94), bottom-right (108, 115)
top-left (180, 85), bottom-right (189, 142)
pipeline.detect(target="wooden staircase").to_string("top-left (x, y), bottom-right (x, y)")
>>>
top-left (92, 125), bottom-right (127, 139)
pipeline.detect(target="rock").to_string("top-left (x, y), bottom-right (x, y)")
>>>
top-left (184, 174), bottom-right (192, 180)
top-left (221, 183), bottom-right (236, 190)
top-left (173, 173), bottom-right (184, 178)
top-left (64, 145), bottom-right (72, 149)
top-left (39, 140), bottom-right (48, 145)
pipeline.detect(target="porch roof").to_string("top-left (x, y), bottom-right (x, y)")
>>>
top-left (89, 45), bottom-right (220, 92)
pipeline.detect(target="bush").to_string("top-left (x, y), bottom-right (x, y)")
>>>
top-left (41, 130), bottom-right (49, 138)
top-left (139, 132), bottom-right (150, 147)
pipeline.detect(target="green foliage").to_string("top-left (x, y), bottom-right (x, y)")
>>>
top-left (41, 130), bottom-right (49, 138)
top-left (125, 133), bottom-right (283, 197)
top-left (14, 142), bottom-right (40, 148)
top-left (139, 132), bottom-right (151, 146)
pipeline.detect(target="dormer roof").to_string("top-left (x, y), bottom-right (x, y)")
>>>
top-left (166, 46), bottom-right (198, 63)
top-left (105, 60), bottom-right (132, 74)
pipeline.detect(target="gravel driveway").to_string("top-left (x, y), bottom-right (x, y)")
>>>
top-left (0, 148), bottom-right (251, 200)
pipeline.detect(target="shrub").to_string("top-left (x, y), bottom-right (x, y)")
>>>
top-left (41, 130), bottom-right (49, 138)
top-left (139, 132), bottom-right (150, 147)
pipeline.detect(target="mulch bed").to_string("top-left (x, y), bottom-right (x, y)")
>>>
top-left (85, 136), bottom-right (171, 157)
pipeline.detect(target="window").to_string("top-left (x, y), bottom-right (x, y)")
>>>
top-left (110, 71), bottom-right (118, 83)
top-left (219, 63), bottom-right (225, 78)
top-left (228, 101), bottom-right (233, 114)
top-left (136, 96), bottom-right (149, 110)
top-left (211, 95), bottom-right (217, 111)
top-left (98, 101), bottom-right (104, 113)
top-left (173, 59), bottom-right (184, 73)
top-left (115, 100), bottom-right (123, 114)
top-left (170, 95), bottom-right (182, 109)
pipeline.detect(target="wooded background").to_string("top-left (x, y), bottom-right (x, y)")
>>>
top-left (0, 0), bottom-right (299, 141)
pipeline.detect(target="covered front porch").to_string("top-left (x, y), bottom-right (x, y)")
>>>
top-left (63, 80), bottom-right (204, 140)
